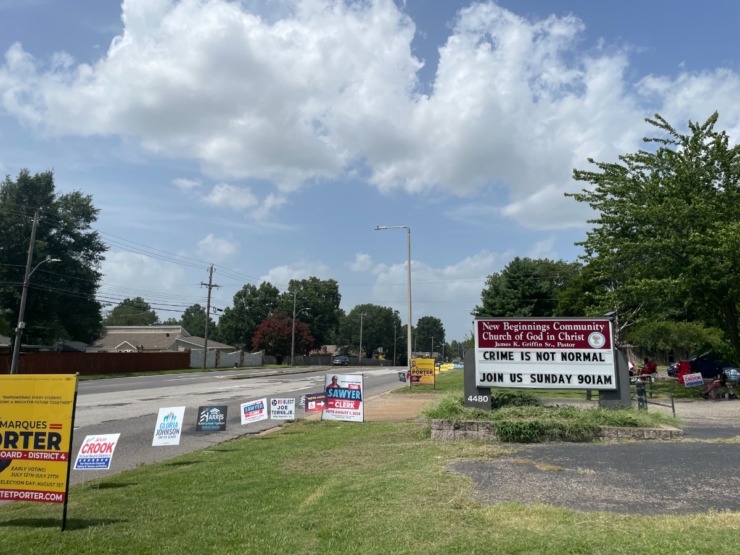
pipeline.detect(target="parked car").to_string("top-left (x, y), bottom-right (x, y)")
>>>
top-left (332, 355), bottom-right (350, 366)
top-left (687, 352), bottom-right (729, 379)
top-left (667, 362), bottom-right (680, 377)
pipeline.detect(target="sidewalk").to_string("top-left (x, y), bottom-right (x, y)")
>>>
top-left (363, 392), bottom-right (438, 422)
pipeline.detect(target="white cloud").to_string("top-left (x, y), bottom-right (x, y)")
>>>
top-left (101, 251), bottom-right (187, 289)
top-left (370, 250), bottom-right (501, 338)
top-left (99, 251), bottom-right (194, 318)
top-left (171, 177), bottom-right (201, 191)
top-left (1, 0), bottom-right (738, 230)
top-left (526, 236), bottom-right (557, 259)
top-left (349, 253), bottom-right (375, 272)
top-left (260, 260), bottom-right (332, 289)
top-left (637, 69), bottom-right (740, 141)
top-left (195, 234), bottom-right (238, 262)
top-left (203, 183), bottom-right (259, 211)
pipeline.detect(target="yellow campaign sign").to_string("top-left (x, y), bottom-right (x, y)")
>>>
top-left (0, 375), bottom-right (77, 504)
top-left (440, 363), bottom-right (454, 373)
top-left (410, 358), bottom-right (435, 385)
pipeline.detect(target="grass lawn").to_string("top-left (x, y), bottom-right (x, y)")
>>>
top-left (1, 419), bottom-right (736, 554)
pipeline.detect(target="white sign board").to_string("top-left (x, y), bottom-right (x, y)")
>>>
top-left (74, 433), bottom-right (121, 470)
top-left (475, 318), bottom-right (616, 390)
top-left (152, 406), bottom-right (186, 446)
top-left (322, 373), bottom-right (364, 422)
top-left (240, 398), bottom-right (268, 425)
top-left (683, 373), bottom-right (704, 387)
top-left (270, 398), bottom-right (296, 420)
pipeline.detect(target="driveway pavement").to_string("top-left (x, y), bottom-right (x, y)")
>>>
top-left (447, 397), bottom-right (740, 515)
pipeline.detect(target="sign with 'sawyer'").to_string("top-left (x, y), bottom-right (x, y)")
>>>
top-left (475, 318), bottom-right (616, 390)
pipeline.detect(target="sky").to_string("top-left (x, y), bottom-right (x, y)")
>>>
top-left (0, 0), bottom-right (738, 343)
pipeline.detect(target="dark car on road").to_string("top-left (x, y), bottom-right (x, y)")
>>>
top-left (332, 355), bottom-right (350, 366)
top-left (686, 352), bottom-right (731, 379)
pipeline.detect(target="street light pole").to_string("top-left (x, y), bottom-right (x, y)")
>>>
top-left (11, 211), bottom-right (62, 374)
top-left (375, 225), bottom-right (412, 388)
top-left (291, 291), bottom-right (310, 366)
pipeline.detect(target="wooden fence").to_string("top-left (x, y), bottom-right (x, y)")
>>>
top-left (0, 351), bottom-right (191, 375)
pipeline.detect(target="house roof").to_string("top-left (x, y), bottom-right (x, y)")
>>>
top-left (175, 336), bottom-right (235, 351)
top-left (91, 325), bottom-right (189, 351)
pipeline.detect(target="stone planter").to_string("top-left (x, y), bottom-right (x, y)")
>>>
top-left (430, 419), bottom-right (683, 442)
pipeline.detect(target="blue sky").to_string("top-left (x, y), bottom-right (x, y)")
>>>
top-left (1, 0), bottom-right (738, 342)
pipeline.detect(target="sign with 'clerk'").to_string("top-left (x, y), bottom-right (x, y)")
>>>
top-left (475, 318), bottom-right (616, 390)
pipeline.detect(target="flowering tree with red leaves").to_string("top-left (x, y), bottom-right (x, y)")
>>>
top-left (251, 312), bottom-right (314, 363)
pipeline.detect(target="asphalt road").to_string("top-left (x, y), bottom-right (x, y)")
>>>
top-left (69, 365), bottom-right (404, 486)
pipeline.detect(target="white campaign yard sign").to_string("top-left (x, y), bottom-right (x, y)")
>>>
top-left (270, 398), bottom-right (295, 420)
top-left (240, 398), bottom-right (268, 425)
top-left (152, 407), bottom-right (186, 446)
top-left (475, 318), bottom-right (616, 390)
top-left (322, 373), bottom-right (364, 422)
top-left (683, 373), bottom-right (704, 387)
top-left (74, 433), bottom-right (121, 470)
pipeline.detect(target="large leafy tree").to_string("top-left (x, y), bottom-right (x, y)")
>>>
top-left (414, 316), bottom-right (445, 356)
top-left (217, 282), bottom-right (280, 350)
top-left (475, 257), bottom-right (581, 319)
top-left (180, 303), bottom-right (215, 338)
top-left (251, 312), bottom-right (313, 363)
top-left (103, 297), bottom-right (159, 326)
top-left (569, 113), bottom-right (740, 358)
top-left (0, 170), bottom-right (106, 343)
top-left (337, 304), bottom-right (403, 360)
top-left (277, 277), bottom-right (342, 349)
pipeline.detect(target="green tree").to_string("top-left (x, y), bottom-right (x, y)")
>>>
top-left (278, 278), bottom-right (342, 349)
top-left (475, 258), bottom-right (581, 319)
top-left (103, 297), bottom-right (159, 326)
top-left (569, 113), bottom-right (740, 358)
top-left (414, 316), bottom-right (445, 356)
top-left (218, 282), bottom-right (280, 350)
top-left (251, 313), bottom-right (313, 364)
top-left (554, 260), bottom-right (645, 343)
top-left (337, 304), bottom-right (402, 360)
top-left (625, 320), bottom-right (731, 363)
top-left (180, 303), bottom-right (215, 338)
top-left (0, 169), bottom-right (107, 343)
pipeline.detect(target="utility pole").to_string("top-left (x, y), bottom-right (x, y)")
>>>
top-left (358, 312), bottom-right (366, 366)
top-left (200, 264), bottom-right (220, 370)
top-left (10, 211), bottom-right (39, 374)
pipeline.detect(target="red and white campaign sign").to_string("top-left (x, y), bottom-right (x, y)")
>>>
top-left (304, 392), bottom-right (327, 413)
top-left (240, 398), bottom-right (268, 425)
top-left (74, 434), bottom-right (121, 470)
top-left (475, 318), bottom-right (616, 390)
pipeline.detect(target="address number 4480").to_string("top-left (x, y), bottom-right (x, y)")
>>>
top-left (467, 395), bottom-right (489, 403)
